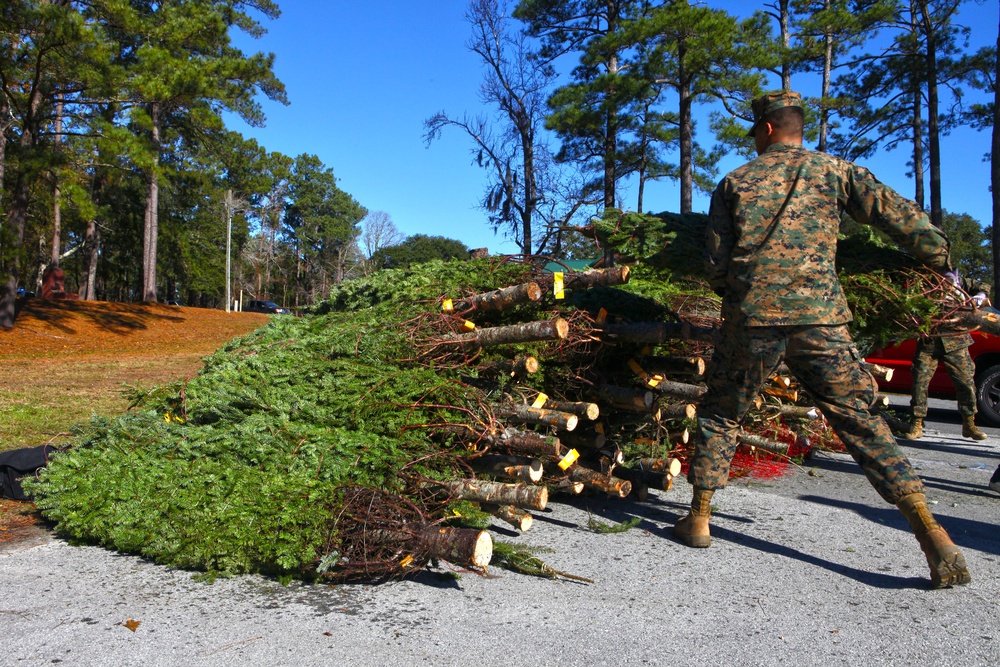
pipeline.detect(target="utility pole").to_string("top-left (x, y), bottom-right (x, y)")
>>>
top-left (225, 189), bottom-right (233, 312)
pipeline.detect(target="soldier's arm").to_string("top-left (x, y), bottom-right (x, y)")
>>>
top-left (843, 164), bottom-right (951, 272)
top-left (705, 183), bottom-right (734, 297)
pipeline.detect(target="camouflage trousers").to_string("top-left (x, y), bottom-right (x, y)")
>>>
top-left (690, 323), bottom-right (925, 504)
top-left (910, 335), bottom-right (977, 419)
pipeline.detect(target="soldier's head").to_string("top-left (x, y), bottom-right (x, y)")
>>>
top-left (747, 91), bottom-right (804, 154)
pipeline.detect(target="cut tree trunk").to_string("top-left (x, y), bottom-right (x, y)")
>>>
top-left (637, 354), bottom-right (706, 378)
top-left (477, 356), bottom-right (540, 378)
top-left (371, 526), bottom-right (493, 569)
top-left (600, 321), bottom-right (717, 345)
top-left (568, 466), bottom-right (631, 498)
top-left (482, 503), bottom-right (534, 532)
top-left (634, 458), bottom-right (682, 477)
top-left (472, 454), bottom-right (543, 483)
top-left (659, 402), bottom-right (697, 420)
top-left (613, 465), bottom-right (673, 492)
top-left (775, 405), bottom-right (822, 420)
top-left (541, 398), bottom-right (600, 421)
top-left (536, 266), bottom-right (631, 292)
top-left (596, 385), bottom-right (653, 411)
top-left (440, 317), bottom-right (569, 351)
top-left (488, 429), bottom-right (564, 458)
top-left (737, 432), bottom-right (790, 456)
top-left (449, 281), bottom-right (542, 313)
top-left (863, 362), bottom-right (893, 382)
top-left (499, 405), bottom-right (579, 431)
top-left (435, 479), bottom-right (548, 511)
top-left (556, 428), bottom-right (608, 452)
top-left (651, 379), bottom-right (706, 402)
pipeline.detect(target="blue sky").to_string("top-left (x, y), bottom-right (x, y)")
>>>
top-left (226, 1), bottom-right (1000, 256)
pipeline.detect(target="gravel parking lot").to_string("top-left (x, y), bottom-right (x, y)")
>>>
top-left (3, 400), bottom-right (997, 667)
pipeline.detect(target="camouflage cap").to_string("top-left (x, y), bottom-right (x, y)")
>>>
top-left (746, 91), bottom-right (803, 137)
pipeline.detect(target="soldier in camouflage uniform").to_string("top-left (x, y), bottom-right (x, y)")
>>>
top-left (673, 91), bottom-right (971, 589)
top-left (905, 276), bottom-right (990, 441)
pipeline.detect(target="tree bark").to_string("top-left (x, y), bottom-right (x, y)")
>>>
top-left (637, 354), bottom-right (706, 378)
top-left (737, 431), bottom-right (790, 456)
top-left (435, 479), bottom-right (548, 511)
top-left (486, 428), bottom-right (564, 458)
top-left (498, 405), bottom-right (579, 431)
top-left (651, 379), bottom-right (706, 402)
top-left (142, 102), bottom-right (161, 302)
top-left (472, 454), bottom-right (543, 483)
top-left (568, 466), bottom-right (631, 498)
top-left (541, 399), bottom-right (599, 421)
top-left (440, 317), bottom-right (568, 350)
top-left (483, 503), bottom-right (534, 532)
top-left (601, 321), bottom-right (716, 345)
top-left (595, 385), bottom-right (653, 411)
top-left (450, 281), bottom-right (542, 313)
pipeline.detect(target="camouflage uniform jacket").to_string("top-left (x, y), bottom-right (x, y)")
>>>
top-left (706, 142), bottom-right (951, 326)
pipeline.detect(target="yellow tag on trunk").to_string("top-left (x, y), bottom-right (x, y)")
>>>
top-left (461, 320), bottom-right (475, 332)
top-left (442, 298), bottom-right (454, 313)
top-left (399, 555), bottom-right (414, 568)
top-left (554, 272), bottom-right (565, 299)
top-left (646, 374), bottom-right (663, 388)
top-left (557, 448), bottom-right (580, 470)
top-left (595, 422), bottom-right (605, 434)
top-left (531, 392), bottom-right (548, 409)
top-left (595, 308), bottom-right (608, 326)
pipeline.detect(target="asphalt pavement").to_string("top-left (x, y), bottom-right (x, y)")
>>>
top-left (2, 396), bottom-right (998, 667)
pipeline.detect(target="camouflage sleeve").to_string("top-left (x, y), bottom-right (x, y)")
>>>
top-left (960, 276), bottom-right (991, 297)
top-left (843, 164), bottom-right (952, 272)
top-left (705, 182), bottom-right (733, 297)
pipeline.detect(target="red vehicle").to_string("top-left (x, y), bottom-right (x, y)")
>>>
top-left (866, 311), bottom-right (1000, 426)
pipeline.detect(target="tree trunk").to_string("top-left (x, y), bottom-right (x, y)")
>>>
top-left (595, 384), bottom-right (653, 411)
top-left (738, 431), bottom-right (790, 456)
top-left (568, 466), bottom-right (631, 498)
top-left (636, 354), bottom-right (706, 378)
top-left (472, 454), bottom-right (543, 483)
top-left (650, 379), bottom-right (707, 402)
top-left (818, 0), bottom-right (833, 152)
top-left (449, 281), bottom-right (542, 314)
top-left (498, 405), bottom-right (579, 432)
top-left (440, 317), bottom-right (569, 350)
top-left (540, 399), bottom-right (600, 421)
top-left (678, 56), bottom-right (693, 214)
top-left (918, 0), bottom-right (943, 227)
top-left (483, 503), bottom-right (534, 531)
top-left (435, 478), bottom-right (548, 511)
top-left (601, 321), bottom-right (717, 345)
top-left (81, 219), bottom-right (100, 300)
top-left (142, 102), bottom-right (161, 302)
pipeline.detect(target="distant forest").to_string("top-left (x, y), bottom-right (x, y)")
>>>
top-left (1, 1), bottom-right (996, 327)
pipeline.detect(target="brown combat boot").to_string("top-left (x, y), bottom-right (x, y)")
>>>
top-left (897, 493), bottom-right (971, 588)
top-left (903, 417), bottom-right (923, 440)
top-left (962, 415), bottom-right (988, 440)
top-left (673, 487), bottom-right (714, 548)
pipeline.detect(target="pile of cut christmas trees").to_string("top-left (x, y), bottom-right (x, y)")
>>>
top-left (25, 210), bottom-right (1000, 584)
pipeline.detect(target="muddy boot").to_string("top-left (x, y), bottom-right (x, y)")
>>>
top-left (962, 415), bottom-right (988, 440)
top-left (903, 417), bottom-right (923, 440)
top-left (673, 487), bottom-right (714, 548)
top-left (897, 493), bottom-right (972, 589)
